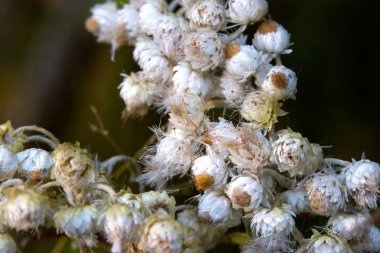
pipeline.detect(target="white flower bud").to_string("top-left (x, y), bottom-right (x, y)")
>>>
top-left (191, 154), bottom-right (227, 191)
top-left (306, 174), bottom-right (347, 216)
top-left (16, 148), bottom-right (54, 181)
top-left (141, 191), bottom-right (176, 217)
top-left (327, 212), bottom-right (370, 240)
top-left (226, 175), bottom-right (266, 211)
top-left (118, 72), bottom-right (158, 119)
top-left (117, 4), bottom-right (140, 44)
top-left (116, 191), bottom-right (143, 210)
top-left (189, 0), bottom-right (226, 31)
top-left (350, 225), bottom-right (380, 252)
top-left (253, 63), bottom-right (273, 87)
top-left (1, 187), bottom-right (51, 231)
top-left (306, 231), bottom-right (352, 253)
top-left (261, 65), bottom-right (297, 100)
top-left (279, 189), bottom-right (311, 214)
top-left (0, 233), bottom-right (17, 253)
top-left (227, 0), bottom-right (268, 25)
top-left (240, 90), bottom-right (287, 131)
top-left (220, 72), bottom-right (253, 107)
top-left (183, 30), bottom-right (223, 71)
top-left (98, 204), bottom-right (144, 253)
top-left (141, 215), bottom-right (185, 253)
top-left (198, 191), bottom-right (241, 228)
top-left (0, 121), bottom-right (26, 152)
top-left (0, 145), bottom-right (18, 181)
top-left (253, 20), bottom-right (291, 54)
top-left (139, 1), bottom-right (166, 35)
top-left (54, 205), bottom-right (99, 247)
top-left (51, 143), bottom-right (96, 192)
top-left (225, 44), bottom-right (270, 82)
top-left (271, 129), bottom-right (323, 177)
top-left (344, 159), bottom-right (380, 210)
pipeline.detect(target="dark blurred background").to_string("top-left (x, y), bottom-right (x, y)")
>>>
top-left (0, 0), bottom-right (379, 251)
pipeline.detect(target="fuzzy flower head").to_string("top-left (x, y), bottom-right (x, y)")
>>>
top-left (0, 187), bottom-right (51, 231)
top-left (141, 191), bottom-right (176, 217)
top-left (327, 212), bottom-right (370, 240)
top-left (350, 225), bottom-right (380, 252)
top-left (54, 205), bottom-right (99, 247)
top-left (226, 175), bottom-right (267, 211)
top-left (189, 0), bottom-right (226, 31)
top-left (117, 4), bottom-right (140, 44)
top-left (118, 72), bottom-right (158, 119)
top-left (306, 230), bottom-right (352, 253)
top-left (16, 148), bottom-right (54, 182)
top-left (0, 233), bottom-right (17, 253)
top-left (220, 72), bottom-right (253, 107)
top-left (191, 154), bottom-right (227, 191)
top-left (227, 0), bottom-right (268, 24)
top-left (183, 30), bottom-right (223, 71)
top-left (141, 215), bottom-right (185, 253)
top-left (0, 121), bottom-right (26, 153)
top-left (198, 190), bottom-right (241, 228)
top-left (241, 90), bottom-right (287, 131)
top-left (260, 65), bottom-right (297, 100)
top-left (51, 142), bottom-right (96, 192)
top-left (344, 159), bottom-right (380, 210)
top-left (278, 189), bottom-right (311, 214)
top-left (139, 1), bottom-right (167, 36)
top-left (0, 145), bottom-right (18, 182)
top-left (271, 129), bottom-right (323, 177)
top-left (116, 191), bottom-right (143, 210)
top-left (306, 174), bottom-right (347, 216)
top-left (253, 20), bottom-right (291, 54)
top-left (98, 204), bottom-right (144, 253)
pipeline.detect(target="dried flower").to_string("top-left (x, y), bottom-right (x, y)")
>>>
top-left (0, 145), bottom-right (18, 182)
top-left (253, 20), bottom-right (291, 54)
top-left (16, 148), bottom-right (54, 181)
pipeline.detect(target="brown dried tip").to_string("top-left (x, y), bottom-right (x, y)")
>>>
top-left (85, 18), bottom-right (100, 34)
top-left (257, 20), bottom-right (279, 35)
top-left (271, 72), bottom-right (288, 89)
top-left (232, 188), bottom-right (251, 207)
top-left (309, 192), bottom-right (328, 214)
top-left (194, 173), bottom-right (214, 191)
top-left (224, 44), bottom-right (241, 58)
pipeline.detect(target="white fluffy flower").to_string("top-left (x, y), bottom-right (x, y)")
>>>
top-left (198, 191), bottom-right (241, 228)
top-left (344, 159), bottom-right (380, 210)
top-left (271, 129), bottom-right (323, 177)
top-left (116, 191), bottom-right (143, 210)
top-left (191, 154), bottom-right (227, 191)
top-left (227, 0), bottom-right (268, 24)
top-left (225, 44), bottom-right (270, 82)
top-left (261, 65), bottom-right (297, 100)
top-left (183, 30), bottom-right (223, 71)
top-left (0, 233), bottom-right (17, 253)
top-left (253, 20), bottom-right (291, 54)
top-left (16, 148), bottom-right (54, 181)
top-left (141, 215), bottom-right (185, 253)
top-left (139, 1), bottom-right (166, 35)
top-left (327, 212), bottom-right (370, 240)
top-left (306, 174), bottom-right (347, 216)
top-left (141, 191), bottom-right (176, 217)
top-left (350, 225), bottom-right (380, 253)
top-left (279, 189), bottom-right (311, 214)
top-left (220, 72), bottom-right (253, 107)
top-left (306, 231), bottom-right (352, 253)
top-left (189, 0), bottom-right (226, 31)
top-left (253, 63), bottom-right (273, 87)
top-left (0, 145), bottom-right (18, 181)
top-left (226, 175), bottom-right (266, 211)
top-left (118, 72), bottom-right (158, 118)
top-left (117, 4), bottom-right (140, 44)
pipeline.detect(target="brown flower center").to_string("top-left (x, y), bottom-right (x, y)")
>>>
top-left (224, 44), bottom-right (241, 58)
top-left (257, 20), bottom-right (279, 35)
top-left (271, 72), bottom-right (288, 89)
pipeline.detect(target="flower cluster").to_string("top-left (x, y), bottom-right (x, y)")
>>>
top-left (0, 0), bottom-right (379, 253)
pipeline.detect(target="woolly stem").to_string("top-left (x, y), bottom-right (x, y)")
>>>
top-left (100, 155), bottom-right (141, 176)
top-left (0, 178), bottom-right (25, 191)
top-left (275, 55), bottom-right (282, 65)
top-left (294, 244), bottom-right (307, 253)
top-left (224, 24), bottom-right (248, 45)
top-left (91, 182), bottom-right (117, 203)
top-left (324, 158), bottom-right (351, 167)
top-left (25, 135), bottom-right (57, 149)
top-left (12, 125), bottom-right (60, 146)
top-left (39, 181), bottom-right (60, 190)
top-left (292, 226), bottom-right (306, 246)
top-left (168, 0), bottom-right (180, 12)
top-left (77, 240), bottom-right (91, 253)
top-left (262, 168), bottom-right (296, 189)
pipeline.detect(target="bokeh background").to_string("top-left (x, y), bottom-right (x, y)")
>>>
top-left (0, 0), bottom-right (380, 252)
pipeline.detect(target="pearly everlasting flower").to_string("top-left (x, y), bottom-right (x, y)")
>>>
top-left (271, 129), bottom-right (323, 177)
top-left (0, 121), bottom-right (26, 152)
top-left (198, 191), bottom-right (241, 228)
top-left (225, 44), bottom-right (270, 82)
top-left (141, 191), bottom-right (176, 217)
top-left (118, 72), bottom-right (158, 119)
top-left (183, 30), bottom-right (223, 71)
top-left (98, 204), bottom-right (144, 253)
top-left (51, 142), bottom-right (96, 193)
top-left (327, 212), bottom-right (370, 240)
top-left (306, 174), bottom-right (347, 216)
top-left (0, 145), bottom-right (18, 181)
top-left (0, 187), bottom-right (51, 231)
top-left (253, 63), bottom-right (273, 87)
top-left (172, 61), bottom-right (215, 98)
top-left (189, 0), bottom-right (226, 31)
top-left (253, 20), bottom-right (291, 54)
top-left (227, 0), bottom-right (268, 25)
top-left (116, 4), bottom-right (140, 44)
top-left (141, 215), bottom-right (185, 253)
top-left (306, 231), bottom-right (352, 253)
top-left (191, 154), bottom-right (227, 191)
top-left (139, 1), bottom-right (166, 35)
top-left (0, 233), bottom-right (17, 253)
top-left (226, 175), bottom-right (266, 211)
top-left (54, 205), bottom-right (99, 247)
top-left (220, 72), bottom-right (253, 107)
top-left (240, 90), bottom-right (286, 131)
top-left (261, 65), bottom-right (297, 100)
top-left (16, 148), bottom-right (54, 181)
top-left (279, 189), bottom-right (311, 214)
top-left (344, 159), bottom-right (380, 210)
top-left (250, 204), bottom-right (295, 252)
top-left (116, 191), bottom-right (143, 210)
top-left (226, 125), bottom-right (271, 172)
top-left (350, 225), bottom-right (380, 253)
